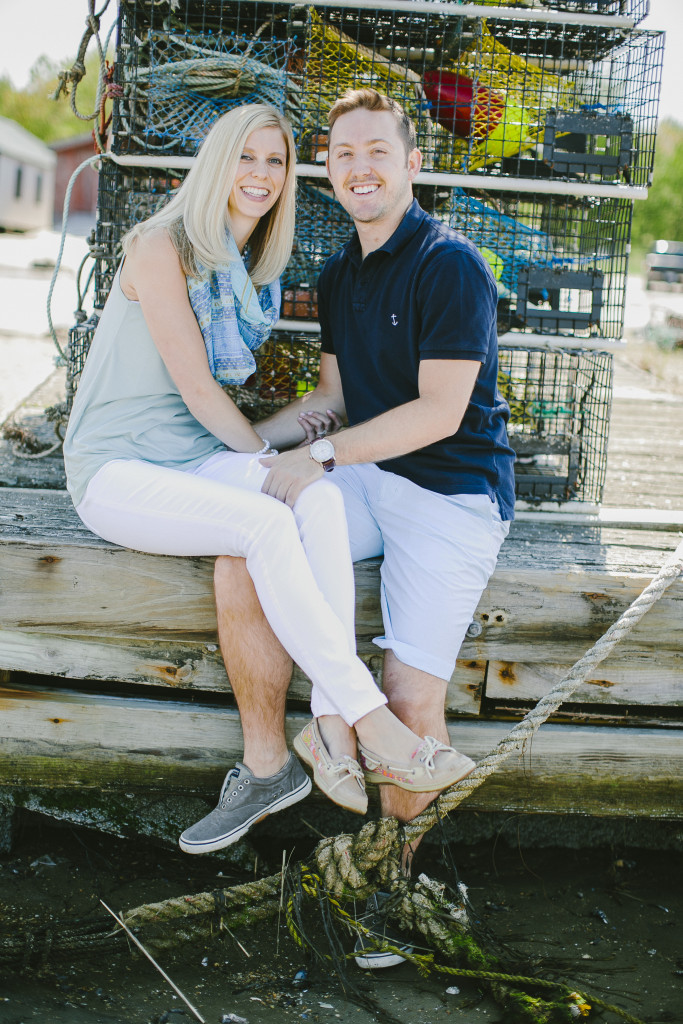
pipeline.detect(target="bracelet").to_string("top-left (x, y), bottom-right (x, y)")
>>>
top-left (255, 439), bottom-right (278, 456)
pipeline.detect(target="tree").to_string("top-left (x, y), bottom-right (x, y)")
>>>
top-left (631, 119), bottom-right (683, 265)
top-left (0, 50), bottom-right (108, 144)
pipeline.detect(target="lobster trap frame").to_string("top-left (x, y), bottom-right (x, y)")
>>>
top-left (90, 160), bottom-right (632, 342)
top-left (111, 0), bottom-right (662, 188)
top-left (66, 311), bottom-right (612, 506)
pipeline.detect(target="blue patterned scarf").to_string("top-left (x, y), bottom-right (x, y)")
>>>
top-left (187, 234), bottom-right (281, 385)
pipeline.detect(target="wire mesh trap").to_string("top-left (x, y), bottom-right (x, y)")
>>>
top-left (499, 346), bottom-right (613, 503)
top-left (283, 179), bottom-right (632, 339)
top-left (66, 316), bottom-right (611, 504)
top-left (90, 159), bottom-right (631, 340)
top-left (431, 187), bottom-right (633, 340)
top-left (111, 2), bottom-right (663, 187)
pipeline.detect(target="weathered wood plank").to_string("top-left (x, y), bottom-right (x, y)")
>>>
top-left (0, 684), bottom-right (681, 817)
top-left (0, 629), bottom-right (484, 715)
top-left (1, 488), bottom-right (681, 697)
top-left (1, 511), bottom-right (681, 656)
top-left (486, 660), bottom-right (683, 706)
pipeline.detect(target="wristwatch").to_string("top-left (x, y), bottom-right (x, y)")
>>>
top-left (309, 437), bottom-right (336, 472)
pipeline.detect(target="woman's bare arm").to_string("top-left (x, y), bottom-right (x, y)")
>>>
top-left (122, 230), bottom-right (269, 453)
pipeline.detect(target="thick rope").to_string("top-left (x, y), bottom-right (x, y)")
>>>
top-left (402, 534), bottom-right (683, 845)
top-left (52, 0), bottom-right (112, 121)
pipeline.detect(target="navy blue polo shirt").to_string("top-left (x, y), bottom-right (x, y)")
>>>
top-left (318, 199), bottom-right (516, 521)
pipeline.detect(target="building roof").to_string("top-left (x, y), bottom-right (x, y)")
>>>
top-left (50, 131), bottom-right (97, 154)
top-left (0, 116), bottom-right (57, 170)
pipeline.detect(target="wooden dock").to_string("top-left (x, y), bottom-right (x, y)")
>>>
top-left (0, 354), bottom-right (681, 834)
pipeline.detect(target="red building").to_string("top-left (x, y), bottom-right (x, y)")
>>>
top-left (50, 132), bottom-right (99, 224)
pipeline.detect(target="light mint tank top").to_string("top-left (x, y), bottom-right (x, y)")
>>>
top-left (63, 266), bottom-right (225, 506)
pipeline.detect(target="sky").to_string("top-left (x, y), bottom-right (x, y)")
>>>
top-left (0, 0), bottom-right (681, 124)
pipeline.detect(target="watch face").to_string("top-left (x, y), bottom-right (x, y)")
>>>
top-left (310, 438), bottom-right (335, 463)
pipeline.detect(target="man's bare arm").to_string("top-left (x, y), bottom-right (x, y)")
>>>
top-left (254, 352), bottom-right (346, 449)
top-left (260, 357), bottom-right (481, 506)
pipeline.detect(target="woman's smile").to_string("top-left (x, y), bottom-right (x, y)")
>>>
top-left (228, 126), bottom-right (287, 246)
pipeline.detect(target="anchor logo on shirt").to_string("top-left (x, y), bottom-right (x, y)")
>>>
top-left (390, 314), bottom-right (398, 326)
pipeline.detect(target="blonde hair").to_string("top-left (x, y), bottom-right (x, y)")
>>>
top-left (122, 104), bottom-right (296, 286)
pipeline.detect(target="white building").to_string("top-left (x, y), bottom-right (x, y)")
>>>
top-left (0, 116), bottom-right (56, 231)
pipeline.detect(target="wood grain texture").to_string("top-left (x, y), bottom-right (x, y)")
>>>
top-left (1, 683), bottom-right (681, 818)
top-left (486, 659), bottom-right (683, 706)
top-left (0, 629), bottom-right (483, 714)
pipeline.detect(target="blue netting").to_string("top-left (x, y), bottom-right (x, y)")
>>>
top-left (444, 190), bottom-right (615, 293)
top-left (444, 189), bottom-right (554, 291)
top-left (124, 31), bottom-right (297, 152)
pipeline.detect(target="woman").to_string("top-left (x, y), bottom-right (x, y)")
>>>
top-left (63, 104), bottom-right (474, 855)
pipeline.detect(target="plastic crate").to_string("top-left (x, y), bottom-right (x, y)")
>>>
top-left (111, 2), bottom-right (662, 187)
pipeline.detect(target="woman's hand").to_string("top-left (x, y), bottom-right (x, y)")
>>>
top-left (297, 408), bottom-right (344, 445)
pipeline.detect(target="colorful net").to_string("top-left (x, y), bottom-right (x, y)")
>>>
top-left (429, 21), bottom-right (574, 173)
top-left (298, 10), bottom-right (439, 161)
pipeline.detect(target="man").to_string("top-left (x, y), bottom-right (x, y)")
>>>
top-left (186, 88), bottom-right (515, 962)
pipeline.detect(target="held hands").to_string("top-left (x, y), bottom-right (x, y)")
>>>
top-left (296, 408), bottom-right (343, 445)
top-left (259, 407), bottom-right (343, 507)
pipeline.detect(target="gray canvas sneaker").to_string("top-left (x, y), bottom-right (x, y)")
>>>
top-left (179, 753), bottom-right (311, 854)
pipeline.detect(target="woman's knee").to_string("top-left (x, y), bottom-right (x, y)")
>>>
top-left (293, 477), bottom-right (346, 519)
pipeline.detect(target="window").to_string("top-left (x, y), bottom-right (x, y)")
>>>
top-left (14, 165), bottom-right (22, 199)
top-left (35, 174), bottom-right (42, 203)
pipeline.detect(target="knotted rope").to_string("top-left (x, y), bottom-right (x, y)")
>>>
top-left (52, 0), bottom-right (111, 123)
top-left (306, 535), bottom-right (683, 888)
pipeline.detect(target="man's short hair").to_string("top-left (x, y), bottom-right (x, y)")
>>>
top-left (327, 89), bottom-right (418, 158)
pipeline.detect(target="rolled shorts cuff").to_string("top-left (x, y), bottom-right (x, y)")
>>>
top-left (372, 636), bottom-right (455, 682)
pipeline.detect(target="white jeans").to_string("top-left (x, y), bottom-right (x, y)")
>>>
top-left (76, 451), bottom-right (387, 726)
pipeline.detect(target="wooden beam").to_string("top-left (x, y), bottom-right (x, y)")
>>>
top-left (486, 659), bottom-right (683, 706)
top-left (0, 629), bottom-right (483, 714)
top-left (0, 683), bottom-right (681, 818)
top-left (1, 498), bottom-right (682, 662)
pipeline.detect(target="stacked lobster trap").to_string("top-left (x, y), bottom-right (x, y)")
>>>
top-left (68, 0), bottom-right (664, 507)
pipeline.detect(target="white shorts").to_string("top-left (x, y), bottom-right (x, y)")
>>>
top-left (333, 463), bottom-right (510, 681)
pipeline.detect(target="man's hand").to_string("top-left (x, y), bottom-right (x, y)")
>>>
top-left (260, 447), bottom-right (324, 506)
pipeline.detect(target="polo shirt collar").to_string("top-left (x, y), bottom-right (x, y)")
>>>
top-left (343, 198), bottom-right (426, 266)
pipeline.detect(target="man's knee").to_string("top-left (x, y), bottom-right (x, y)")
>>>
top-left (214, 555), bottom-right (261, 615)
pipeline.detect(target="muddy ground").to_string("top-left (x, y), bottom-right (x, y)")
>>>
top-left (0, 812), bottom-right (681, 1024)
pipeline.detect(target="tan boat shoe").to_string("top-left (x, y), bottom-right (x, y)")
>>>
top-left (358, 735), bottom-right (476, 793)
top-left (294, 718), bottom-right (368, 815)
